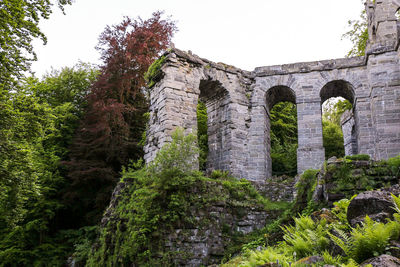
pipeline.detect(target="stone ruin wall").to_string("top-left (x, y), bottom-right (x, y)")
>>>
top-left (144, 0), bottom-right (400, 182)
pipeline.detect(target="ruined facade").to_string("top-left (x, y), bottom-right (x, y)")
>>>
top-left (144, 0), bottom-right (400, 182)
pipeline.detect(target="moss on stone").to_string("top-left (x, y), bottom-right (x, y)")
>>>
top-left (144, 56), bottom-right (166, 88)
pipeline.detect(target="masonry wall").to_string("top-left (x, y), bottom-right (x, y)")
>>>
top-left (144, 50), bottom-right (252, 179)
top-left (144, 0), bottom-right (400, 182)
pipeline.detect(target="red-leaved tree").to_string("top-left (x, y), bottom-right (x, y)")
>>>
top-left (63, 12), bottom-right (177, 225)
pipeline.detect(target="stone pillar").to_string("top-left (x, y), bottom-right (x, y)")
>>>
top-left (204, 90), bottom-right (231, 173)
top-left (226, 101), bottom-right (251, 179)
top-left (352, 98), bottom-right (376, 157)
top-left (368, 51), bottom-right (400, 160)
top-left (144, 55), bottom-right (203, 164)
top-left (246, 103), bottom-right (269, 181)
top-left (296, 100), bottom-right (325, 173)
top-left (363, 0), bottom-right (400, 160)
top-left (341, 110), bottom-right (357, 156)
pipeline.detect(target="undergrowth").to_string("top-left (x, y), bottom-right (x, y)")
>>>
top-left (86, 128), bottom-right (286, 266)
top-left (222, 194), bottom-right (400, 267)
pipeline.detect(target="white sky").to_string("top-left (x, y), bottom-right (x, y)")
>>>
top-left (31, 0), bottom-right (364, 77)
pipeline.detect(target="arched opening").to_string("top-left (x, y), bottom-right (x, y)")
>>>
top-left (320, 80), bottom-right (357, 159)
top-left (266, 86), bottom-right (298, 176)
top-left (197, 79), bottom-right (230, 173)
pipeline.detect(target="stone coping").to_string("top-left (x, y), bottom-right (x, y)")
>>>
top-left (164, 48), bottom-right (367, 78)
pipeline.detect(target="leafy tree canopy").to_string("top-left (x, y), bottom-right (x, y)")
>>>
top-left (0, 63), bottom-right (98, 266)
top-left (322, 98), bottom-right (352, 159)
top-left (342, 1), bottom-right (367, 57)
top-left (0, 0), bottom-right (72, 89)
top-left (323, 98), bottom-right (352, 126)
top-left (64, 12), bottom-right (177, 225)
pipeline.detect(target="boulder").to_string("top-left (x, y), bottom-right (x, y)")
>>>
top-left (389, 240), bottom-right (400, 259)
top-left (347, 190), bottom-right (395, 227)
top-left (360, 254), bottom-right (400, 266)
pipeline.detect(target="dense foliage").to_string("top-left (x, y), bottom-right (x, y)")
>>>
top-left (0, 5), bottom-right (177, 264)
top-left (63, 12), bottom-right (177, 225)
top-left (0, 64), bottom-right (98, 266)
top-left (0, 0), bottom-right (72, 89)
top-left (2, 1), bottom-right (398, 266)
top-left (270, 102), bottom-right (298, 176)
top-left (223, 194), bottom-right (400, 266)
top-left (322, 120), bottom-right (345, 159)
top-left (322, 99), bottom-right (352, 159)
top-left (86, 129), bottom-right (285, 266)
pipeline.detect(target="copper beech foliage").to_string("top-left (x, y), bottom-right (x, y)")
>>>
top-left (63, 12), bottom-right (177, 224)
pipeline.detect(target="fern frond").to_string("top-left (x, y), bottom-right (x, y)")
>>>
top-left (391, 194), bottom-right (400, 214)
top-left (328, 226), bottom-right (352, 256)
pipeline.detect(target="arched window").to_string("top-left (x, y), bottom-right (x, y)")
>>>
top-left (320, 80), bottom-right (357, 159)
top-left (197, 79), bottom-right (229, 173)
top-left (266, 86), bottom-right (298, 176)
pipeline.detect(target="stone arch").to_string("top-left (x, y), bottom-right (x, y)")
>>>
top-left (320, 80), bottom-right (358, 157)
top-left (197, 78), bottom-right (231, 173)
top-left (266, 85), bottom-right (296, 111)
top-left (320, 80), bottom-right (355, 106)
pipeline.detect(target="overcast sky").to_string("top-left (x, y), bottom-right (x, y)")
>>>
top-left (31, 0), bottom-right (364, 77)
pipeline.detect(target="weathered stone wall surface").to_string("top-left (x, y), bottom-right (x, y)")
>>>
top-left (145, 0), bottom-right (400, 181)
top-left (341, 110), bottom-right (358, 156)
top-left (164, 203), bottom-right (278, 266)
top-left (98, 179), bottom-right (282, 267)
top-left (312, 158), bottom-right (399, 206)
top-left (252, 176), bottom-right (296, 202)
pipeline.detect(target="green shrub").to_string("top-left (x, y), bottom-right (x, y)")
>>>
top-left (87, 129), bottom-right (272, 266)
top-left (271, 143), bottom-right (298, 176)
top-left (323, 120), bottom-right (345, 159)
top-left (211, 169), bottom-right (229, 179)
top-left (282, 215), bottom-right (330, 258)
top-left (322, 250), bottom-right (343, 266)
top-left (387, 154), bottom-right (400, 176)
top-left (197, 101), bottom-right (208, 171)
top-left (329, 216), bottom-right (400, 263)
top-left (237, 247), bottom-right (292, 267)
top-left (225, 194), bottom-right (400, 266)
top-left (148, 128), bottom-right (199, 175)
top-left (294, 169), bottom-right (319, 213)
top-left (344, 154), bottom-right (370, 161)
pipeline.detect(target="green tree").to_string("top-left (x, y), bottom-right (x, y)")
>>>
top-left (63, 12), bottom-right (176, 226)
top-left (342, 1), bottom-right (368, 57)
top-left (322, 98), bottom-right (352, 159)
top-left (0, 0), bottom-right (72, 89)
top-left (322, 120), bottom-right (345, 159)
top-left (323, 98), bottom-right (352, 125)
top-left (0, 64), bottom-right (98, 266)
